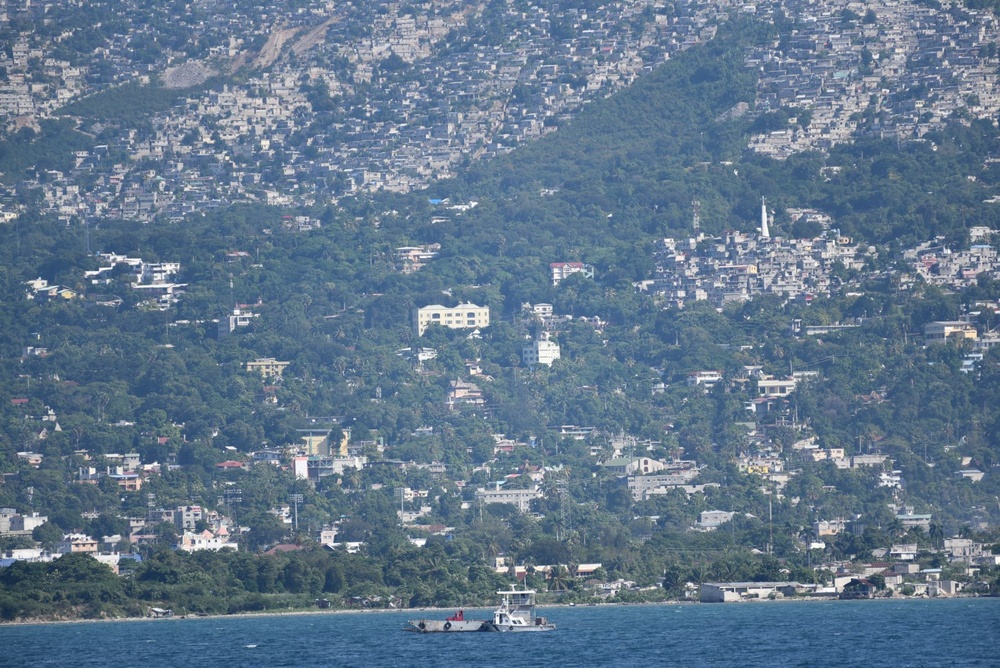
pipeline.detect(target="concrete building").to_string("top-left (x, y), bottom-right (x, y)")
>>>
top-left (760, 197), bottom-right (770, 239)
top-left (550, 262), bottom-right (594, 286)
top-left (627, 470), bottom-right (701, 501)
top-left (523, 336), bottom-right (561, 367)
top-left (57, 533), bottom-right (99, 554)
top-left (925, 321), bottom-right (978, 344)
top-left (0, 510), bottom-right (48, 535)
top-left (395, 244), bottom-right (440, 273)
top-left (602, 457), bottom-right (667, 476)
top-left (413, 303), bottom-right (490, 336)
top-left (246, 358), bottom-right (290, 379)
top-left (687, 370), bottom-right (723, 389)
top-left (298, 427), bottom-right (350, 457)
top-left (174, 505), bottom-right (204, 530)
top-left (697, 510), bottom-right (736, 530)
top-left (700, 582), bottom-right (800, 602)
top-left (475, 486), bottom-right (542, 513)
top-left (292, 455), bottom-right (366, 483)
top-left (897, 512), bottom-right (933, 532)
top-left (447, 380), bottom-right (485, 409)
top-left (176, 529), bottom-right (238, 552)
top-left (219, 307), bottom-right (259, 337)
top-left (956, 469), bottom-right (985, 482)
top-left (757, 378), bottom-right (797, 397)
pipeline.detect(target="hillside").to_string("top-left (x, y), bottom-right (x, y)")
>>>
top-left (0, 8), bottom-right (999, 620)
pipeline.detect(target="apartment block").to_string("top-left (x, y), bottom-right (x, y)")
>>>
top-left (413, 303), bottom-right (489, 336)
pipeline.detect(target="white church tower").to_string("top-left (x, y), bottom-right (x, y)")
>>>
top-left (760, 197), bottom-right (770, 240)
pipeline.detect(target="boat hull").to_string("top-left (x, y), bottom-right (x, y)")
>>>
top-left (404, 619), bottom-right (489, 633)
top-left (481, 622), bottom-right (557, 632)
top-left (404, 619), bottom-right (557, 633)
top-left (405, 587), bottom-right (556, 634)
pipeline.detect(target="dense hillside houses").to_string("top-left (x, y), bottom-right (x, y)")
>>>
top-left (745, 0), bottom-right (1000, 158)
top-left (640, 222), bottom-right (870, 307)
top-left (5, 0), bottom-right (731, 220)
top-left (10, 0), bottom-right (999, 222)
top-left (640, 217), bottom-right (1000, 308)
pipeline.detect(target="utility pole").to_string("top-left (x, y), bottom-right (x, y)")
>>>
top-left (768, 495), bottom-right (774, 556)
top-left (226, 487), bottom-right (242, 547)
top-left (225, 487), bottom-right (242, 520)
top-left (395, 487), bottom-right (406, 519)
top-left (290, 493), bottom-right (303, 531)
top-left (556, 478), bottom-right (569, 541)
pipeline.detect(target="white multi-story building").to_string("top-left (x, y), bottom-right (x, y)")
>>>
top-left (627, 470), bottom-right (701, 501)
top-left (413, 303), bottom-right (489, 336)
top-left (687, 370), bottom-right (723, 389)
top-left (291, 455), bottom-right (366, 482)
top-left (176, 529), bottom-right (238, 552)
top-left (522, 336), bottom-right (560, 367)
top-left (757, 377), bottom-right (797, 397)
top-left (219, 307), bottom-right (259, 337)
top-left (475, 486), bottom-right (542, 513)
top-left (550, 262), bottom-right (594, 286)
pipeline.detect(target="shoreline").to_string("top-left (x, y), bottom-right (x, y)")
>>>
top-left (2, 592), bottom-right (990, 628)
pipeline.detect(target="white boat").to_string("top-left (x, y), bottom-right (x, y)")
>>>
top-left (404, 586), bottom-right (556, 633)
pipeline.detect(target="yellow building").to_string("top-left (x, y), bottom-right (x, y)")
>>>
top-left (246, 358), bottom-right (290, 379)
top-left (299, 427), bottom-right (350, 456)
top-left (413, 303), bottom-right (490, 336)
top-left (924, 321), bottom-right (977, 344)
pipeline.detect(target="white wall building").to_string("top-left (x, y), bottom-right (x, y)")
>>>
top-left (177, 529), bottom-right (238, 552)
top-left (475, 486), bottom-right (542, 513)
top-left (523, 337), bottom-right (561, 366)
top-left (550, 262), bottom-right (594, 286)
top-left (697, 510), bottom-right (735, 530)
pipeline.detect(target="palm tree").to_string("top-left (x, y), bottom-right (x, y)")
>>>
top-left (482, 536), bottom-right (502, 564)
top-left (662, 570), bottom-right (681, 595)
top-left (715, 558), bottom-right (742, 582)
top-left (549, 565), bottom-right (572, 592)
top-left (929, 522), bottom-right (944, 549)
top-left (550, 512), bottom-right (567, 542)
top-left (885, 517), bottom-right (905, 539)
top-left (424, 553), bottom-right (450, 582)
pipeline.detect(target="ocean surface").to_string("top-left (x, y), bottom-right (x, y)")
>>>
top-left (1, 598), bottom-right (997, 667)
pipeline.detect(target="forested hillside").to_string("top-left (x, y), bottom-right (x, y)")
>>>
top-left (1, 17), bottom-right (999, 621)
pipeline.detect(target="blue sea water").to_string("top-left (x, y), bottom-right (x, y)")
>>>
top-left (1, 598), bottom-right (997, 667)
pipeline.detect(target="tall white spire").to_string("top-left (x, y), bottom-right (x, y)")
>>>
top-left (760, 196), bottom-right (770, 239)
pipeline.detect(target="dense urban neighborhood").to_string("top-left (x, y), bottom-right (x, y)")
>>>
top-left (3, 0), bottom-right (1000, 221)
